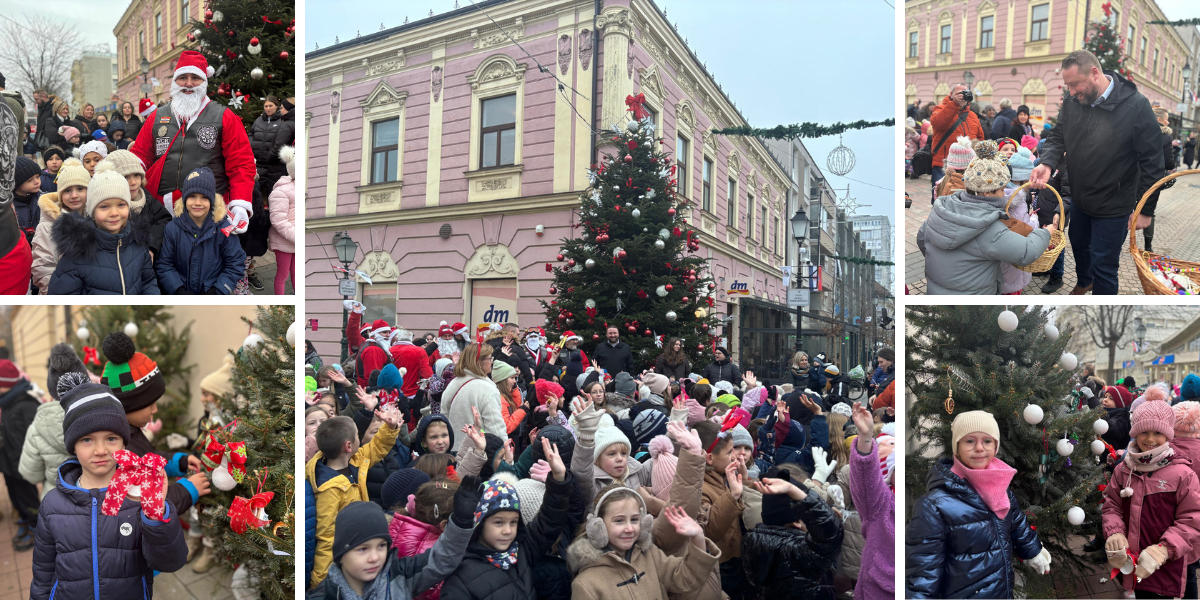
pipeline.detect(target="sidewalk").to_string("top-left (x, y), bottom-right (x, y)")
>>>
top-left (249, 251), bottom-right (295, 296)
top-left (905, 172), bottom-right (1200, 295)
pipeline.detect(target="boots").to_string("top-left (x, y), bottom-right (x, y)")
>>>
top-left (1041, 276), bottom-right (1064, 294)
top-left (11, 519), bottom-right (28, 543)
top-left (192, 545), bottom-right (216, 573)
top-left (12, 521), bottom-right (33, 552)
top-left (186, 535), bottom-right (204, 563)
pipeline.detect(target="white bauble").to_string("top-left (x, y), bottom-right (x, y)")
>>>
top-left (286, 322), bottom-right (297, 346)
top-left (212, 10), bottom-right (223, 21)
top-left (1060, 352), bottom-right (1079, 371)
top-left (1023, 404), bottom-right (1044, 425)
top-left (1067, 506), bottom-right (1086, 525)
top-left (76, 326), bottom-right (90, 341)
top-left (665, 310), bottom-right (677, 322)
top-left (1091, 439), bottom-right (1107, 455)
top-left (1056, 437), bottom-right (1075, 456)
top-left (631, 208), bottom-right (641, 218)
top-left (584, 299), bottom-right (596, 309)
top-left (656, 285), bottom-right (669, 297)
top-left (124, 321), bottom-right (139, 337)
top-left (243, 333), bottom-right (264, 350)
top-left (658, 228), bottom-right (670, 239)
top-left (998, 310), bottom-right (1019, 332)
top-left (250, 67), bottom-right (264, 80)
top-left (654, 239), bottom-right (665, 250)
top-left (1094, 419), bottom-right (1110, 435)
top-left (248, 43), bottom-right (262, 55)
top-left (585, 258), bottom-right (596, 268)
top-left (212, 463), bottom-right (238, 491)
top-left (627, 120), bottom-right (640, 132)
top-left (1044, 324), bottom-right (1060, 341)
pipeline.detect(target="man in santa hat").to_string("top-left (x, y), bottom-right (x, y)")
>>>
top-left (388, 327), bottom-right (432, 400)
top-left (129, 50), bottom-right (256, 234)
top-left (0, 100), bottom-right (33, 294)
top-left (353, 319), bottom-right (393, 387)
top-left (429, 322), bottom-right (460, 365)
top-left (451, 322), bottom-right (470, 351)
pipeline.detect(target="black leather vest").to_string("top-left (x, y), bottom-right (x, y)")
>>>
top-left (153, 101), bottom-right (228, 196)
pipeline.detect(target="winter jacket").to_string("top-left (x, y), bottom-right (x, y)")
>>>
top-left (790, 364), bottom-right (826, 392)
top-left (48, 212), bottom-right (160, 295)
top-left (18, 401), bottom-right (70, 499)
top-left (990, 107), bottom-right (1017, 141)
top-left (1185, 137), bottom-right (1197, 165)
top-left (1102, 451), bottom-right (1200, 597)
top-left (111, 115), bottom-right (142, 142)
top-left (439, 472), bottom-right (576, 600)
top-left (390, 342), bottom-right (435, 397)
top-left (1036, 159), bottom-right (1073, 229)
top-left (1100, 406), bottom-right (1132, 450)
top-left (1006, 120), bottom-right (1034, 145)
top-left (566, 532), bottom-right (722, 600)
top-left (38, 107), bottom-right (69, 149)
top-left (849, 439), bottom-right (895, 600)
top-left (390, 514), bottom-right (445, 600)
top-left (155, 196), bottom-right (245, 294)
top-left (304, 479), bottom-right (316, 590)
top-left (125, 427), bottom-right (197, 515)
top-left (1039, 71), bottom-right (1167, 218)
top-left (742, 492), bottom-right (844, 600)
top-left (268, 174), bottom-right (295, 253)
top-left (904, 127), bottom-right (919, 160)
top-left (250, 111), bottom-right (295, 191)
top-left (365, 442), bottom-right (405, 509)
top-left (40, 169), bottom-right (58, 194)
top-left (1162, 128), bottom-right (1178, 175)
top-left (488, 338), bottom-right (534, 382)
top-left (306, 422), bottom-right (401, 586)
top-left (645, 445), bottom-right (724, 600)
top-left (837, 508), bottom-right (865, 583)
top-left (569, 431), bottom-right (652, 505)
top-left (593, 340), bottom-right (634, 376)
top-left (917, 189), bottom-right (1052, 295)
top-left (701, 359), bottom-right (743, 388)
top-left (30, 191), bottom-right (80, 292)
top-left (654, 354), bottom-right (690, 381)
top-left (30, 460), bottom-right (188, 600)
top-left (2, 90), bottom-right (25, 149)
top-left (699, 467), bottom-right (744, 562)
top-left (1173, 437), bottom-right (1200, 482)
top-left (0, 380), bottom-right (39, 479)
top-left (999, 186), bottom-right (1038, 294)
top-left (930, 96), bottom-right (985, 168)
top-left (905, 458), bottom-right (1041, 599)
top-left (444, 374), bottom-right (505, 452)
top-left (131, 190), bottom-right (174, 257)
top-left (14, 191), bottom-right (41, 244)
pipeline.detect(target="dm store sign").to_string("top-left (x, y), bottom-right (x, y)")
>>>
top-left (727, 280), bottom-right (750, 296)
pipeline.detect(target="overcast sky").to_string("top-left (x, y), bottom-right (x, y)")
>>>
top-left (0, 0), bottom-right (123, 52)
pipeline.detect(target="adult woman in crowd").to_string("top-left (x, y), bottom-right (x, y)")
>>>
top-left (655, 337), bottom-right (690, 381)
top-left (442, 342), bottom-right (504, 452)
top-left (701, 346), bottom-right (742, 387)
top-left (1184, 132), bottom-right (1197, 170)
top-left (906, 410), bottom-right (1050, 598)
top-left (871, 348), bottom-right (895, 396)
top-left (112, 101), bottom-right (142, 141)
top-left (1006, 105), bottom-right (1035, 145)
top-left (38, 97), bottom-right (72, 149)
top-left (789, 351), bottom-right (825, 392)
top-left (73, 104), bottom-right (96, 136)
top-left (250, 95), bottom-right (295, 195)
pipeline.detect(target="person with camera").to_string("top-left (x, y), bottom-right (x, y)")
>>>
top-left (926, 84), bottom-right (985, 197)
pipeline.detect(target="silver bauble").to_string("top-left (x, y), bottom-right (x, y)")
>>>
top-left (666, 310), bottom-right (677, 322)
top-left (654, 239), bottom-right (665, 250)
top-left (585, 258), bottom-right (596, 268)
top-left (631, 208), bottom-right (641, 218)
top-left (250, 67), bottom-right (264, 80)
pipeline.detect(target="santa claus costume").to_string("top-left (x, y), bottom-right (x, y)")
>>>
top-left (387, 327), bottom-right (432, 400)
top-left (429, 321), bottom-right (461, 367)
top-left (523, 328), bottom-right (550, 368)
top-left (354, 320), bottom-right (394, 387)
top-left (0, 100), bottom-right (33, 294)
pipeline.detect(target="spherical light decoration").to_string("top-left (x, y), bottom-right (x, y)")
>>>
top-left (584, 299), bottom-right (596, 309)
top-left (243, 333), bottom-right (264, 350)
top-left (1091, 439), bottom-right (1107, 455)
top-left (248, 43), bottom-right (262, 55)
top-left (1094, 419), bottom-right (1110, 435)
top-left (1060, 352), bottom-right (1079, 371)
top-left (1056, 437), bottom-right (1075, 457)
top-left (1023, 404), bottom-right (1044, 425)
top-left (997, 310), bottom-right (1019, 332)
top-left (631, 208), bottom-right (641, 218)
top-left (665, 310), bottom-right (678, 322)
top-left (1067, 506), bottom-right (1086, 526)
top-left (286, 322), bottom-right (297, 346)
top-left (659, 229), bottom-right (671, 239)
top-left (825, 137), bottom-right (856, 176)
top-left (585, 259), bottom-right (596, 268)
top-left (122, 321), bottom-right (139, 337)
top-left (76, 326), bottom-right (90, 341)
top-left (656, 285), bottom-right (669, 297)
top-left (1044, 324), bottom-right (1060, 341)
top-left (212, 10), bottom-right (224, 21)
top-left (654, 239), bottom-right (665, 250)
top-left (695, 307), bottom-right (708, 319)
top-left (250, 67), bottom-right (264, 80)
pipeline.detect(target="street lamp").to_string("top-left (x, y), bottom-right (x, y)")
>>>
top-left (1184, 61), bottom-right (1192, 109)
top-left (139, 58), bottom-right (150, 100)
top-left (963, 70), bottom-right (975, 91)
top-left (790, 207), bottom-right (810, 352)
top-left (333, 231), bottom-right (360, 363)
top-left (1135, 317), bottom-right (1146, 348)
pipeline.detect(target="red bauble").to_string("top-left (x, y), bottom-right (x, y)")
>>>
top-left (623, 155), bottom-right (632, 163)
top-left (228, 31), bottom-right (235, 37)
top-left (187, 33), bottom-right (195, 41)
top-left (628, 325), bottom-right (637, 333)
top-left (701, 323), bottom-right (709, 331)
top-left (593, 334), bottom-right (600, 340)
top-left (618, 250), bottom-right (627, 259)
top-left (549, 287), bottom-right (557, 294)
top-left (614, 206), bottom-right (621, 212)
top-left (205, 9), bottom-right (213, 18)
top-left (557, 253), bottom-right (565, 261)
top-left (697, 344), bottom-right (705, 351)
top-left (568, 259), bottom-right (576, 267)
top-left (280, 51), bottom-right (290, 60)
top-left (631, 269), bottom-right (637, 274)
top-left (626, 140), bottom-right (638, 150)
top-left (688, 269), bottom-right (696, 276)
top-left (644, 329), bottom-right (652, 335)
top-left (250, 37), bottom-right (260, 46)
top-left (667, 207), bottom-right (676, 216)
top-left (568, 287), bottom-right (575, 293)
top-left (665, 284), bottom-right (673, 291)
top-left (681, 297), bottom-right (689, 303)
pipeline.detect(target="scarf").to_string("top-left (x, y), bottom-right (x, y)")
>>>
top-left (128, 187), bottom-right (146, 214)
top-left (950, 456), bottom-right (1016, 519)
top-left (484, 540), bottom-right (519, 571)
top-left (325, 560), bottom-right (391, 600)
top-left (1123, 441), bottom-right (1174, 473)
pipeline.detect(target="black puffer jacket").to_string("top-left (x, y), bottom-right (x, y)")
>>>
top-left (742, 492), bottom-right (845, 600)
top-left (250, 111), bottom-right (295, 190)
top-left (48, 211), bottom-right (160, 295)
top-left (489, 338), bottom-right (533, 381)
top-left (112, 115), bottom-right (143, 142)
top-left (592, 340), bottom-right (634, 375)
top-left (702, 358), bottom-right (743, 388)
top-left (133, 194), bottom-right (174, 257)
top-left (30, 460), bottom-right (188, 600)
top-left (0, 380), bottom-right (39, 479)
top-left (439, 472), bottom-right (575, 599)
top-left (1099, 406), bottom-right (1132, 451)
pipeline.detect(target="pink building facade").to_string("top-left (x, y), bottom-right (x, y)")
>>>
top-left (114, 0), bottom-right (200, 106)
top-left (304, 0), bottom-right (793, 366)
top-left (905, 0), bottom-right (1189, 129)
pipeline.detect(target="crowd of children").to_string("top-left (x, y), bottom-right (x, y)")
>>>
top-left (304, 321), bottom-right (897, 600)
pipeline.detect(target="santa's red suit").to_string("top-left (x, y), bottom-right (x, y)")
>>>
top-left (345, 308), bottom-right (370, 356)
top-left (389, 338), bottom-right (433, 398)
top-left (354, 320), bottom-right (393, 387)
top-left (129, 51), bottom-right (256, 232)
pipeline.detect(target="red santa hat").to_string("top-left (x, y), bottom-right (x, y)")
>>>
top-left (561, 331), bottom-right (582, 344)
top-left (437, 321), bottom-right (454, 337)
top-left (173, 50), bottom-right (209, 84)
top-left (370, 320), bottom-right (392, 337)
top-left (451, 322), bottom-right (468, 337)
top-left (138, 99), bottom-right (155, 119)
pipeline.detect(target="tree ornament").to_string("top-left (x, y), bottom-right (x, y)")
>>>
top-left (76, 325), bottom-right (90, 341)
top-left (659, 229), bottom-right (670, 239)
top-left (1067, 506), bottom-right (1086, 525)
top-left (205, 8), bottom-right (213, 19)
top-left (548, 287), bottom-right (557, 295)
top-left (655, 239), bottom-right (665, 250)
top-left (1091, 439), bottom-right (1107, 455)
top-left (656, 285), bottom-right (669, 297)
top-left (280, 51), bottom-right (290, 60)
top-left (998, 310), bottom-right (1018, 332)
top-left (627, 121), bottom-right (640, 132)
top-left (1044, 324), bottom-right (1060, 341)
top-left (666, 310), bottom-right (677, 322)
top-left (584, 299), bottom-right (596, 309)
top-left (243, 333), bottom-right (264, 349)
top-left (251, 67), bottom-right (264, 80)
top-left (557, 253), bottom-right (565, 261)
top-left (213, 10), bottom-right (223, 21)
top-left (286, 322), bottom-right (297, 346)
top-left (250, 37), bottom-right (260, 46)
top-left (121, 321), bottom-right (139, 337)
top-left (628, 325), bottom-right (636, 333)
top-left (568, 259), bottom-right (576, 267)
top-left (680, 297), bottom-right (689, 304)
top-left (631, 208), bottom-right (641, 218)
top-left (585, 258), bottom-right (596, 268)
top-left (825, 135), bottom-right (856, 176)
top-left (1094, 419), bottom-right (1109, 435)
top-left (1056, 437), bottom-right (1075, 457)
top-left (623, 155), bottom-right (633, 163)
top-left (248, 41), bottom-right (262, 55)
top-left (667, 207), bottom-right (676, 217)
top-left (1060, 352), bottom-right (1079, 371)
top-left (1023, 404), bottom-right (1044, 425)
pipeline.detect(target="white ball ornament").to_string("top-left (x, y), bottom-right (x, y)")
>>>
top-left (1091, 439), bottom-right (1107, 455)
top-left (1044, 324), bottom-right (1060, 341)
top-left (654, 239), bottom-right (665, 250)
top-left (665, 310), bottom-right (677, 322)
top-left (631, 208), bottom-right (641, 218)
top-left (584, 299), bottom-right (596, 309)
top-left (286, 322), bottom-right (297, 346)
top-left (250, 67), bottom-right (264, 80)
top-left (627, 121), bottom-right (640, 132)
top-left (1094, 419), bottom-right (1109, 435)
top-left (1067, 506), bottom-right (1086, 526)
top-left (248, 43), bottom-right (262, 55)
top-left (656, 285), bottom-right (669, 297)
top-left (1056, 437), bottom-right (1075, 457)
top-left (1023, 404), bottom-right (1044, 425)
top-left (998, 310), bottom-right (1019, 332)
top-left (76, 326), bottom-right (90, 341)
top-left (243, 333), bottom-right (264, 350)
top-left (1060, 352), bottom-right (1079, 371)
top-left (585, 258), bottom-right (596, 268)
top-left (123, 322), bottom-right (139, 337)
top-left (211, 462), bottom-right (238, 491)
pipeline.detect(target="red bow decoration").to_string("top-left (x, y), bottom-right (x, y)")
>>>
top-left (625, 93), bottom-right (649, 121)
top-left (82, 346), bottom-right (100, 366)
top-left (261, 15), bottom-right (284, 25)
top-left (228, 491), bottom-right (274, 534)
top-left (706, 409), bottom-right (744, 453)
top-left (200, 435), bottom-right (248, 484)
top-left (104, 450), bottom-right (168, 521)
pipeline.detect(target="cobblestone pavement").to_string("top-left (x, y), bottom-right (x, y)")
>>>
top-left (905, 172), bottom-right (1200, 295)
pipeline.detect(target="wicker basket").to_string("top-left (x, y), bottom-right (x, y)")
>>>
top-left (1131, 169), bottom-right (1200, 294)
top-left (1005, 182), bottom-right (1067, 273)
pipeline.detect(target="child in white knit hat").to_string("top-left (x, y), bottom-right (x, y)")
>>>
top-left (934, 136), bottom-right (976, 200)
top-left (76, 140), bottom-right (108, 175)
top-left (30, 159), bottom-right (89, 293)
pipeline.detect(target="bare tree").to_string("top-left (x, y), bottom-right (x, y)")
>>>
top-left (1078, 305), bottom-right (1135, 381)
top-left (0, 14), bottom-right (85, 105)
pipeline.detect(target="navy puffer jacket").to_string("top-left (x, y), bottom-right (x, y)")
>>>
top-left (905, 458), bottom-right (1042, 599)
top-left (304, 479), bottom-right (316, 590)
top-left (155, 197), bottom-right (246, 294)
top-left (31, 460), bottom-right (188, 600)
top-left (49, 211), bottom-right (160, 295)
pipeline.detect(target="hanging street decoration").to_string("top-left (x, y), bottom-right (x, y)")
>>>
top-left (710, 119), bottom-right (893, 141)
top-left (826, 135), bottom-right (856, 176)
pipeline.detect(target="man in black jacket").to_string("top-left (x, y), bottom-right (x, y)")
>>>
top-left (1031, 49), bottom-right (1166, 295)
top-left (592, 325), bottom-right (633, 376)
top-left (488, 323), bottom-right (534, 381)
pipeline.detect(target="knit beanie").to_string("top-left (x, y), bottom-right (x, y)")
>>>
top-left (944, 136), bottom-right (976, 170)
top-left (181, 167), bottom-right (216, 206)
top-left (375, 364), bottom-right (403, 392)
top-left (78, 140), bottom-right (108, 161)
top-left (963, 140), bottom-right (1010, 193)
top-left (199, 355), bottom-right (235, 398)
top-left (877, 347), bottom-right (895, 363)
top-left (100, 332), bottom-right (166, 413)
top-left (1020, 135), bottom-right (1038, 152)
top-left (905, 116), bottom-right (916, 128)
top-left (648, 435), bottom-right (678, 501)
top-left (58, 374), bottom-right (131, 452)
top-left (712, 380), bottom-right (735, 397)
top-left (831, 402), bottom-right (853, 418)
top-left (511, 477), bottom-right (545, 526)
top-left (54, 159), bottom-right (91, 192)
top-left (1106, 386), bottom-right (1133, 409)
top-left (332, 502), bottom-right (390, 563)
top-left (715, 393), bottom-right (741, 408)
top-left (489, 360), bottom-right (516, 383)
top-left (642, 373), bottom-right (669, 397)
top-left (15, 156), bottom-right (39, 187)
top-left (85, 161), bottom-right (131, 216)
top-left (0, 360), bottom-right (20, 387)
top-left (1008, 147), bottom-right (1034, 182)
top-left (760, 467), bottom-right (803, 526)
top-left (534, 379), bottom-right (564, 406)
top-left (593, 425), bottom-right (630, 462)
top-left (824, 365), bottom-right (841, 376)
top-left (613, 372), bottom-right (637, 399)
top-left (632, 409), bottom-right (668, 447)
top-left (474, 478), bottom-right (521, 526)
top-left (1173, 401), bottom-right (1200, 439)
top-left (58, 125), bottom-right (80, 141)
top-left (381, 468), bottom-right (431, 512)
top-left (530, 425), bottom-right (574, 466)
top-left (46, 343), bottom-right (88, 402)
top-left (105, 149), bottom-right (145, 177)
top-left (950, 410), bottom-right (1001, 452)
top-left (42, 147), bottom-right (66, 164)
top-left (729, 424), bottom-right (753, 449)
top-left (1131, 398), bottom-right (1175, 441)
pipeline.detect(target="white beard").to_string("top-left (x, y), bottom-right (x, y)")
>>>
top-left (170, 81), bottom-right (207, 123)
top-left (436, 338), bottom-right (459, 356)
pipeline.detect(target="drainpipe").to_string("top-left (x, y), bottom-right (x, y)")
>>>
top-left (590, 0), bottom-right (600, 163)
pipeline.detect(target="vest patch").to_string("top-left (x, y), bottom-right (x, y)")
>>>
top-left (155, 137), bottom-right (170, 156)
top-left (120, 522), bottom-right (133, 536)
top-left (157, 125), bottom-right (167, 137)
top-left (197, 125), bottom-right (218, 149)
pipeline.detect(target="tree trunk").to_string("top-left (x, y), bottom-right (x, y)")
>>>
top-left (1108, 343), bottom-right (1117, 383)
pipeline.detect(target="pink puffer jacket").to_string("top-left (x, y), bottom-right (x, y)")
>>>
top-left (268, 175), bottom-right (295, 253)
top-left (389, 513), bottom-right (444, 600)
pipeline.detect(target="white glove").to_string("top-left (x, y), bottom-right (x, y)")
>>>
top-left (229, 206), bottom-right (250, 234)
top-left (827, 484), bottom-right (845, 511)
top-left (811, 447), bottom-right (837, 483)
top-left (343, 300), bottom-right (365, 313)
top-left (1028, 547), bottom-right (1052, 575)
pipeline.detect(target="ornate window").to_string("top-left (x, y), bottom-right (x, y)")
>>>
top-left (357, 80), bottom-right (408, 212)
top-left (702, 157), bottom-right (713, 213)
top-left (1030, 4), bottom-right (1049, 42)
top-left (480, 94), bottom-right (516, 168)
top-left (357, 251), bottom-right (400, 324)
top-left (466, 54), bottom-right (527, 202)
top-left (676, 133), bottom-right (690, 198)
top-left (180, 0), bottom-right (189, 25)
top-left (940, 24), bottom-right (951, 54)
top-left (747, 191), bottom-right (755, 240)
top-left (155, 13), bottom-right (162, 45)
top-left (727, 151), bottom-right (741, 231)
top-left (979, 16), bottom-right (994, 49)
top-left (909, 31), bottom-right (918, 57)
top-left (370, 119), bottom-right (399, 184)
top-left (727, 177), bottom-right (738, 228)
top-left (1141, 37), bottom-right (1147, 65)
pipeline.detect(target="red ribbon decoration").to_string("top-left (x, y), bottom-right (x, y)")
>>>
top-left (82, 346), bottom-right (100, 366)
top-left (261, 15), bottom-right (284, 25)
top-left (200, 435), bottom-right (248, 484)
top-left (228, 491), bottom-right (274, 534)
top-left (104, 450), bottom-right (168, 521)
top-left (625, 93), bottom-right (649, 121)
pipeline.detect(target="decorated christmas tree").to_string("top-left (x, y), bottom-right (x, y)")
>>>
top-left (196, 305), bottom-right (295, 600)
top-left (190, 0), bottom-right (295, 127)
top-left (1083, 2), bottom-right (1132, 79)
top-left (906, 306), bottom-right (1107, 593)
top-left (71, 306), bottom-right (195, 452)
top-left (540, 97), bottom-right (721, 368)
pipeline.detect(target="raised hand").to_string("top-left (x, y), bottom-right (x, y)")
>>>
top-left (775, 401), bottom-right (791, 424)
top-left (356, 387), bottom-right (378, 412)
top-left (667, 420), bottom-right (701, 455)
top-left (541, 436), bottom-right (567, 482)
top-left (811, 447), bottom-right (837, 483)
top-left (743, 371), bottom-right (757, 388)
top-left (673, 396), bottom-right (686, 411)
top-left (752, 477), bottom-right (796, 496)
top-left (850, 403), bottom-right (873, 439)
top-left (375, 404), bottom-right (403, 429)
top-left (546, 394), bottom-right (560, 417)
top-left (503, 438), bottom-right (515, 463)
top-left (799, 394), bottom-right (823, 416)
top-left (662, 505), bottom-right (703, 539)
top-left (330, 369), bottom-right (351, 386)
top-left (461, 423), bottom-right (486, 451)
top-left (725, 459), bottom-right (743, 500)
top-left (529, 459), bottom-right (551, 483)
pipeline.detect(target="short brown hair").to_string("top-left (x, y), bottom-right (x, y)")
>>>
top-left (1062, 50), bottom-right (1101, 74)
top-left (315, 416), bottom-right (357, 459)
top-left (691, 383), bottom-right (712, 405)
top-left (691, 421), bottom-right (730, 454)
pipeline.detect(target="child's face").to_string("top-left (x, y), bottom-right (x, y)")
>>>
top-left (956, 434), bottom-right (997, 469)
top-left (340, 538), bottom-right (389, 585)
top-left (126, 174), bottom-right (143, 196)
top-left (186, 193), bottom-right (211, 219)
top-left (1103, 393), bottom-right (1116, 408)
top-left (480, 510), bottom-right (520, 551)
top-left (46, 156), bottom-right (62, 173)
top-left (1137, 430), bottom-right (1168, 452)
top-left (74, 430), bottom-right (125, 479)
top-left (82, 153), bottom-right (102, 174)
top-left (732, 444), bottom-right (753, 465)
top-left (601, 497), bottom-right (642, 552)
top-left (423, 421), bottom-right (450, 454)
top-left (18, 174), bottom-right (39, 195)
top-left (317, 374), bottom-right (332, 388)
top-left (60, 185), bottom-right (86, 212)
top-left (1000, 145), bottom-right (1016, 159)
top-left (126, 400), bottom-right (159, 428)
top-left (112, 130), bottom-right (123, 141)
top-left (707, 438), bottom-right (734, 473)
top-left (305, 410), bottom-right (328, 437)
top-left (597, 444), bottom-right (628, 479)
top-left (67, 135), bottom-right (80, 144)
top-left (318, 400), bottom-right (335, 419)
top-left (93, 198), bottom-right (129, 233)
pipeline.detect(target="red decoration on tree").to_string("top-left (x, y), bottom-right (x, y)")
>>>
top-left (627, 140), bottom-right (638, 151)
top-left (280, 51), bottom-right (289, 60)
top-left (625, 93), bottom-right (650, 121)
top-left (228, 491), bottom-right (274, 534)
top-left (549, 287), bottom-right (557, 295)
top-left (250, 37), bottom-right (260, 46)
top-left (206, 8), bottom-right (213, 19)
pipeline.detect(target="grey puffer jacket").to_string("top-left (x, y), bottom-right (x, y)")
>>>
top-left (917, 189), bottom-right (1051, 295)
top-left (18, 401), bottom-right (70, 499)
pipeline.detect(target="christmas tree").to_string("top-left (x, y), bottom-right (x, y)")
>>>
top-left (191, 0), bottom-right (295, 128)
top-left (197, 305), bottom-right (295, 600)
top-left (906, 306), bottom-right (1106, 594)
top-left (540, 98), bottom-right (721, 369)
top-left (71, 306), bottom-right (195, 452)
top-left (1083, 2), bottom-right (1132, 79)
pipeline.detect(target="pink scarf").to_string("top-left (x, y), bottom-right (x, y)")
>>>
top-left (951, 457), bottom-right (1017, 519)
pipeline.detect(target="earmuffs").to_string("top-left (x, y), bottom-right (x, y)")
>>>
top-left (585, 486), bottom-right (653, 549)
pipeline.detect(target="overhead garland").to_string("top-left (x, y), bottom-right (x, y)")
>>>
top-left (1145, 18), bottom-right (1200, 27)
top-left (830, 254), bottom-right (894, 267)
top-left (710, 119), bottom-right (894, 141)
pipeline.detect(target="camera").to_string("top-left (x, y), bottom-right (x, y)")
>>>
top-left (960, 89), bottom-right (973, 103)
